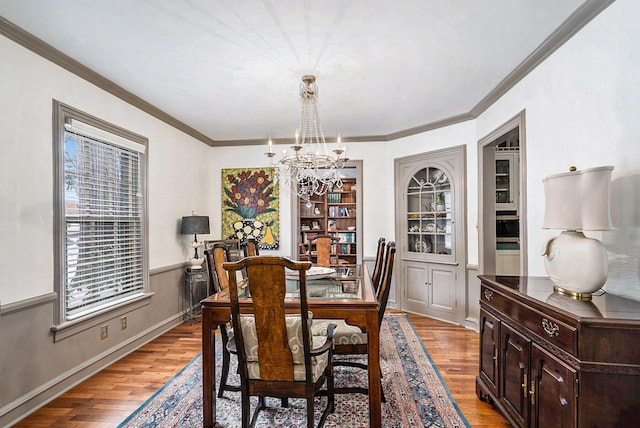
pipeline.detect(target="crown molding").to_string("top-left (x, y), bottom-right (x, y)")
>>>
top-left (0, 16), bottom-right (217, 147)
top-left (0, 0), bottom-right (616, 147)
top-left (470, 0), bottom-right (616, 117)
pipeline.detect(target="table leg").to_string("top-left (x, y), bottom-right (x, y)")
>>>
top-left (367, 310), bottom-right (382, 427)
top-left (202, 313), bottom-right (216, 427)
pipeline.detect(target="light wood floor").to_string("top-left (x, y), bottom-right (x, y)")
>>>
top-left (14, 312), bottom-right (510, 427)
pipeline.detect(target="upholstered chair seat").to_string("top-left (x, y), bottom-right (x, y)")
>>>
top-left (239, 313), bottom-right (330, 381)
top-left (312, 319), bottom-right (367, 346)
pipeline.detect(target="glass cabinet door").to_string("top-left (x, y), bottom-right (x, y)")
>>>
top-left (406, 167), bottom-right (453, 259)
top-left (495, 157), bottom-right (511, 205)
top-left (495, 152), bottom-right (518, 211)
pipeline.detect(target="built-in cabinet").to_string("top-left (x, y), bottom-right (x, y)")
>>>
top-left (403, 260), bottom-right (457, 321)
top-left (495, 146), bottom-right (520, 275)
top-left (495, 150), bottom-right (519, 212)
top-left (477, 275), bottom-right (640, 428)
top-left (297, 173), bottom-right (361, 276)
top-left (394, 147), bottom-right (466, 324)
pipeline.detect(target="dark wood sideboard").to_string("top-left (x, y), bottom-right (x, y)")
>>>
top-left (477, 275), bottom-right (640, 428)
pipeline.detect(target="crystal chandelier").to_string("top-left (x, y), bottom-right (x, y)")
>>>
top-left (266, 75), bottom-right (348, 200)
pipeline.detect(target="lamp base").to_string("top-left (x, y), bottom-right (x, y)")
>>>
top-left (542, 230), bottom-right (608, 301)
top-left (553, 285), bottom-right (595, 301)
top-left (188, 257), bottom-right (205, 269)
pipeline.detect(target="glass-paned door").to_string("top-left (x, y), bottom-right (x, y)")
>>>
top-left (406, 167), bottom-right (453, 259)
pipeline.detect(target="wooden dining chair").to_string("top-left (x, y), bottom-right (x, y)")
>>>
top-left (308, 234), bottom-right (340, 267)
top-left (371, 237), bottom-right (386, 294)
top-left (241, 237), bottom-right (260, 257)
top-left (311, 241), bottom-right (396, 399)
top-left (203, 243), bottom-right (240, 398)
top-left (223, 256), bottom-right (337, 428)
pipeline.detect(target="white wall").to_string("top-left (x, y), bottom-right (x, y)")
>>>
top-left (475, 0), bottom-right (640, 298)
top-left (206, 1), bottom-right (640, 300)
top-left (0, 36), bottom-right (213, 305)
top-left (3, 0), bottom-right (638, 306)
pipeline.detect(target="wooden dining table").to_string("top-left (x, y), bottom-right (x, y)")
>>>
top-left (201, 264), bottom-right (382, 427)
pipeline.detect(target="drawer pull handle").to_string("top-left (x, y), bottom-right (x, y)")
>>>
top-left (483, 290), bottom-right (493, 301)
top-left (542, 318), bottom-right (560, 337)
top-left (530, 380), bottom-right (535, 406)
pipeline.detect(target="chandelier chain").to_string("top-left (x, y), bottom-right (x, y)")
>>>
top-left (266, 75), bottom-right (347, 200)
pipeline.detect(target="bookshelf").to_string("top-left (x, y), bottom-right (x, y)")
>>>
top-left (298, 175), bottom-right (360, 277)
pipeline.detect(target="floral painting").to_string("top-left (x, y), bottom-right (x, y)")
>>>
top-left (222, 167), bottom-right (279, 249)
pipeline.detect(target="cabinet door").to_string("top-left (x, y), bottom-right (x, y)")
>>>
top-left (405, 166), bottom-right (454, 262)
top-left (495, 152), bottom-right (519, 211)
top-left (428, 264), bottom-right (456, 319)
top-left (530, 344), bottom-right (576, 428)
top-left (403, 261), bottom-right (456, 319)
top-left (403, 261), bottom-right (429, 314)
top-left (500, 323), bottom-right (530, 428)
top-left (479, 309), bottom-right (500, 397)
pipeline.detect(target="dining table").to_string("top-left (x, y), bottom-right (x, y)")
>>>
top-left (201, 263), bottom-right (382, 427)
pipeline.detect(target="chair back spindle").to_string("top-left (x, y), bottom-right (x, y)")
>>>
top-left (371, 237), bottom-right (386, 294)
top-left (377, 241), bottom-right (396, 326)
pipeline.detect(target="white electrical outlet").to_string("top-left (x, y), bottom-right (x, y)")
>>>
top-left (121, 316), bottom-right (127, 330)
top-left (100, 325), bottom-right (108, 340)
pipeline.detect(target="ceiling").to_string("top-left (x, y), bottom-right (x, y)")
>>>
top-left (0, 1), bottom-right (611, 146)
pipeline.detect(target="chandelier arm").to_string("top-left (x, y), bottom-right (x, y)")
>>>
top-left (264, 75), bottom-right (345, 198)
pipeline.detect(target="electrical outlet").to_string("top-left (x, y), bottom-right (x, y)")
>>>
top-left (100, 324), bottom-right (108, 340)
top-left (121, 316), bottom-right (127, 330)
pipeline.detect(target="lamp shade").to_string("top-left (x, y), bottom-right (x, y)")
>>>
top-left (181, 216), bottom-right (210, 235)
top-left (542, 166), bottom-right (614, 231)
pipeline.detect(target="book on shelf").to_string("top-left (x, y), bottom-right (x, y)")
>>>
top-left (331, 243), bottom-right (354, 255)
top-left (328, 193), bottom-right (342, 204)
top-left (334, 232), bottom-right (355, 243)
top-left (328, 206), bottom-right (352, 217)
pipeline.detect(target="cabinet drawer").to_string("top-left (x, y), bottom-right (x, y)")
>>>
top-left (481, 285), bottom-right (577, 355)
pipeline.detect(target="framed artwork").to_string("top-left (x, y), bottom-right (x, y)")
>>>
top-left (221, 167), bottom-right (279, 249)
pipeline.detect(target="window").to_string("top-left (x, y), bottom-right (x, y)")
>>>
top-left (53, 102), bottom-right (148, 327)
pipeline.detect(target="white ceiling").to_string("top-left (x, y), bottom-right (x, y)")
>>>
top-left (0, 0), bottom-right (605, 146)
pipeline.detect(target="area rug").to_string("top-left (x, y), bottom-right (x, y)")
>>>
top-left (119, 314), bottom-right (469, 427)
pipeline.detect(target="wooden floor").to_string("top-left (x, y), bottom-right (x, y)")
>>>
top-left (14, 312), bottom-right (510, 427)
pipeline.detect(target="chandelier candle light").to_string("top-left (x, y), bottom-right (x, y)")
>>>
top-left (541, 165), bottom-right (614, 300)
top-left (266, 75), bottom-right (348, 200)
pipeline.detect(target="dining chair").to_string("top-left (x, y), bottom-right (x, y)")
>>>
top-left (242, 237), bottom-right (260, 257)
top-left (311, 241), bottom-right (396, 399)
top-left (371, 237), bottom-right (386, 294)
top-left (203, 243), bottom-right (240, 398)
top-left (308, 234), bottom-right (340, 267)
top-left (223, 256), bottom-right (337, 428)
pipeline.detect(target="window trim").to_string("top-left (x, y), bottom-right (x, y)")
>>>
top-left (52, 100), bottom-right (150, 336)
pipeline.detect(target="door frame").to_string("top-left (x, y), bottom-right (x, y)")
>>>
top-left (394, 145), bottom-right (467, 325)
top-left (477, 110), bottom-right (528, 276)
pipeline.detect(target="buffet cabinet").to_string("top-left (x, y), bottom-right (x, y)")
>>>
top-left (477, 275), bottom-right (640, 428)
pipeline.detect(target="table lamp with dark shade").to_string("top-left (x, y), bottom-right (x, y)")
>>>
top-left (181, 214), bottom-right (210, 269)
top-left (541, 165), bottom-right (614, 300)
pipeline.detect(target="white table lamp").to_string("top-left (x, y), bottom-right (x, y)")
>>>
top-left (542, 165), bottom-right (614, 300)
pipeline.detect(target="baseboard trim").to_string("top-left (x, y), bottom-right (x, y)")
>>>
top-left (0, 313), bottom-right (184, 427)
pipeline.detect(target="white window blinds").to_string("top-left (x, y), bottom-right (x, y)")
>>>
top-left (62, 119), bottom-right (145, 320)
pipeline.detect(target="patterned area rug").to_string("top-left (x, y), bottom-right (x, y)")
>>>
top-left (119, 314), bottom-right (469, 427)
